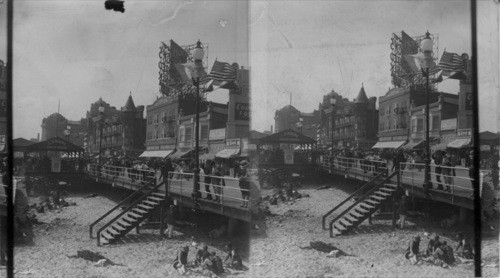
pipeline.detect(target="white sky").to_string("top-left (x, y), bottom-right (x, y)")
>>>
top-left (4, 0), bottom-right (500, 139)
top-left (12, 0), bottom-right (248, 139)
top-left (249, 0), bottom-right (499, 133)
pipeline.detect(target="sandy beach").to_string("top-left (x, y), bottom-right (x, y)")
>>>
top-left (250, 183), bottom-right (499, 278)
top-left (13, 186), bottom-right (250, 278)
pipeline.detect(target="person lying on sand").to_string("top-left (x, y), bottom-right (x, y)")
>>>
top-left (173, 245), bottom-right (189, 275)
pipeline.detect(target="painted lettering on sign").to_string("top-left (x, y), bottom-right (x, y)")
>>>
top-left (234, 102), bottom-right (249, 121)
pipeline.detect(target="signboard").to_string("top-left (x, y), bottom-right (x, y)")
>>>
top-left (441, 118), bottom-right (457, 131)
top-left (0, 91), bottom-right (6, 117)
top-left (209, 128), bottom-right (226, 140)
top-left (457, 129), bottom-right (471, 137)
top-left (226, 138), bottom-right (241, 149)
top-left (0, 134), bottom-right (4, 152)
top-left (465, 92), bottom-right (473, 110)
top-left (51, 158), bottom-right (61, 173)
top-left (480, 145), bottom-right (491, 151)
top-left (284, 150), bottom-right (294, 165)
top-left (234, 102), bottom-right (249, 121)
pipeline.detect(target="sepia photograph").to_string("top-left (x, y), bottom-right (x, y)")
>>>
top-left (0, 0), bottom-right (498, 278)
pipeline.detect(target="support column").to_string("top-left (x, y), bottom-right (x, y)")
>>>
top-left (459, 207), bottom-right (468, 223)
top-left (227, 217), bottom-right (238, 236)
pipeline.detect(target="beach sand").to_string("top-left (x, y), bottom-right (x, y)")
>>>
top-left (13, 191), bottom-right (249, 278)
top-left (250, 185), bottom-right (499, 278)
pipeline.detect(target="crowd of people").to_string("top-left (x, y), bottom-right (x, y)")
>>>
top-left (405, 233), bottom-right (473, 268)
top-left (173, 242), bottom-right (246, 277)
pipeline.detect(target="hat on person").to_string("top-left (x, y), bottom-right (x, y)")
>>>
top-left (239, 160), bottom-right (249, 168)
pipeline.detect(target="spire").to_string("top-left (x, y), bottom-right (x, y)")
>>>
top-left (123, 94), bottom-right (136, 111)
top-left (354, 84), bottom-right (369, 104)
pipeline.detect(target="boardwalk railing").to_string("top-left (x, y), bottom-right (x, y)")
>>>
top-left (166, 171), bottom-right (251, 210)
top-left (400, 162), bottom-right (488, 199)
top-left (319, 155), bottom-right (388, 177)
top-left (88, 164), bottom-right (156, 185)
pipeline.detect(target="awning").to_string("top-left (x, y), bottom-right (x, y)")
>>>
top-left (431, 143), bottom-right (448, 151)
top-left (215, 148), bottom-right (240, 158)
top-left (447, 138), bottom-right (471, 149)
top-left (139, 150), bottom-right (174, 158)
top-left (170, 150), bottom-right (192, 159)
top-left (199, 152), bottom-right (215, 160)
top-left (371, 141), bottom-right (406, 149)
top-left (402, 140), bottom-right (424, 150)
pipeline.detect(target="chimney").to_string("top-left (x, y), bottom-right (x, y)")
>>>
top-left (270, 125), bottom-right (273, 134)
top-left (37, 133), bottom-right (40, 142)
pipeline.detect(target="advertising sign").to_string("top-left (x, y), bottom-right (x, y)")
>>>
top-left (226, 138), bottom-right (241, 149)
top-left (440, 118), bottom-right (457, 131)
top-left (234, 102), bottom-right (249, 121)
top-left (51, 158), bottom-right (61, 173)
top-left (284, 150), bottom-right (294, 165)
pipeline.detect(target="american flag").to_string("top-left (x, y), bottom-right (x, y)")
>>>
top-left (437, 50), bottom-right (465, 72)
top-left (207, 60), bottom-right (238, 83)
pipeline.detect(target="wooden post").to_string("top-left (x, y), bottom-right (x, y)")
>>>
top-left (159, 204), bottom-right (165, 237)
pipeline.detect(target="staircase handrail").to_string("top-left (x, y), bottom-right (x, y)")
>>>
top-left (89, 178), bottom-right (158, 239)
top-left (322, 171), bottom-right (387, 230)
top-left (328, 171), bottom-right (397, 237)
top-left (95, 179), bottom-right (166, 245)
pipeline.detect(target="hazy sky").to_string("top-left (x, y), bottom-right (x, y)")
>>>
top-left (250, 0), bottom-right (499, 133)
top-left (7, 0), bottom-right (500, 140)
top-left (13, 0), bottom-right (248, 139)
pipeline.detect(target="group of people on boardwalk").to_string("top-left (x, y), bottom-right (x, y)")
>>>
top-left (173, 242), bottom-right (246, 277)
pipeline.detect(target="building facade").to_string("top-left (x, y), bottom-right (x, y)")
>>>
top-left (41, 113), bottom-right (87, 148)
top-left (274, 105), bottom-right (320, 140)
top-left (408, 93), bottom-right (459, 148)
top-left (376, 86), bottom-right (439, 148)
top-left (144, 94), bottom-right (206, 156)
top-left (320, 86), bottom-right (378, 149)
top-left (87, 95), bottom-right (145, 157)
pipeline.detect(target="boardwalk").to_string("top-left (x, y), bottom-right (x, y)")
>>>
top-left (87, 165), bottom-right (253, 221)
top-left (319, 156), bottom-right (475, 209)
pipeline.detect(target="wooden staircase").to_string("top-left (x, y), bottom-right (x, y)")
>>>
top-left (99, 192), bottom-right (165, 245)
top-left (323, 172), bottom-right (398, 237)
top-left (90, 179), bottom-right (166, 246)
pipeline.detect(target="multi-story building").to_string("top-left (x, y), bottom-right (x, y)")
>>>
top-left (407, 93), bottom-right (459, 150)
top-left (174, 102), bottom-right (228, 159)
top-left (374, 86), bottom-right (439, 149)
top-left (87, 95), bottom-right (145, 157)
top-left (320, 86), bottom-right (378, 149)
top-left (274, 105), bottom-right (321, 140)
top-left (41, 113), bottom-right (87, 147)
top-left (143, 94), bottom-right (206, 157)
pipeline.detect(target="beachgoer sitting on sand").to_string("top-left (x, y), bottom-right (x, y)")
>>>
top-left (455, 234), bottom-right (474, 260)
top-left (405, 236), bottom-right (420, 264)
top-left (426, 235), bottom-right (441, 256)
top-left (211, 251), bottom-right (225, 276)
top-left (224, 246), bottom-right (244, 270)
top-left (173, 245), bottom-right (189, 275)
top-left (201, 252), bottom-right (217, 277)
top-left (441, 241), bottom-right (455, 265)
top-left (196, 245), bottom-right (210, 266)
